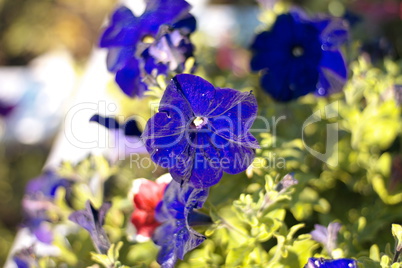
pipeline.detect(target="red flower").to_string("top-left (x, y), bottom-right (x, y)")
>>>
top-left (129, 175), bottom-right (171, 242)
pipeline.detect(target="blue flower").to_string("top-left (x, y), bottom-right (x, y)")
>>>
top-left (69, 201), bottom-right (112, 254)
top-left (25, 170), bottom-right (70, 199)
top-left (22, 170), bottom-right (71, 244)
top-left (152, 180), bottom-right (209, 268)
top-left (250, 9), bottom-right (349, 102)
top-left (100, 1), bottom-right (196, 98)
top-left (304, 257), bottom-right (357, 268)
top-left (142, 74), bottom-right (259, 188)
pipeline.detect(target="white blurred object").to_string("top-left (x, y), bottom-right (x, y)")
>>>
top-left (0, 49), bottom-right (77, 145)
top-left (119, 0), bottom-right (259, 47)
top-left (44, 48), bottom-right (116, 169)
top-left (188, 1), bottom-right (260, 47)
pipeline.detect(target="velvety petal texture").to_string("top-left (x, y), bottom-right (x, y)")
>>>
top-left (153, 180), bottom-right (209, 268)
top-left (142, 74), bottom-right (259, 188)
top-left (99, 1), bottom-right (196, 98)
top-left (250, 9), bottom-right (349, 102)
top-left (304, 258), bottom-right (357, 268)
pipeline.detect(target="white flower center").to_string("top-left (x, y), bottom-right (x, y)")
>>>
top-left (292, 46), bottom-right (304, 57)
top-left (193, 117), bottom-right (204, 127)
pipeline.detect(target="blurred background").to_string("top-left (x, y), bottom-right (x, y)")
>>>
top-left (0, 0), bottom-right (401, 265)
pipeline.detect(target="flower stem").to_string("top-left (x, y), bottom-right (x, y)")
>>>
top-left (393, 248), bottom-right (401, 263)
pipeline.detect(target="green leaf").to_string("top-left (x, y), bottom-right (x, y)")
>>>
top-left (226, 246), bottom-right (253, 266)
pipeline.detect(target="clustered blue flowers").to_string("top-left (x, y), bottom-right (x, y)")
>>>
top-left (141, 73), bottom-right (259, 266)
top-left (100, 0), bottom-right (196, 97)
top-left (66, 1), bottom-right (355, 268)
top-left (93, 1), bottom-right (356, 267)
top-left (250, 9), bottom-right (349, 101)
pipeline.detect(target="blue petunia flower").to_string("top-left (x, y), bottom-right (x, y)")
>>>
top-left (69, 201), bottom-right (112, 254)
top-left (100, 1), bottom-right (196, 98)
top-left (153, 180), bottom-right (209, 268)
top-left (304, 257), bottom-right (357, 268)
top-left (25, 170), bottom-right (71, 199)
top-left (22, 170), bottom-right (71, 244)
top-left (250, 9), bottom-right (349, 102)
top-left (142, 74), bottom-right (259, 188)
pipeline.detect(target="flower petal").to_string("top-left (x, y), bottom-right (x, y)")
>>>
top-left (171, 74), bottom-right (216, 116)
top-left (106, 47), bottom-right (135, 72)
top-left (188, 139), bottom-right (223, 188)
top-left (305, 258), bottom-right (357, 268)
top-left (89, 114), bottom-right (120, 130)
top-left (317, 50), bottom-right (347, 96)
top-left (153, 181), bottom-right (209, 268)
top-left (100, 6), bottom-right (140, 47)
top-left (208, 89), bottom-right (259, 148)
top-left (115, 58), bottom-right (148, 98)
top-left (212, 135), bottom-right (256, 174)
top-left (313, 17), bottom-right (349, 50)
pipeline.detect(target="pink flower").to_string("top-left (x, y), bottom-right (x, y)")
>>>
top-left (129, 174), bottom-right (171, 242)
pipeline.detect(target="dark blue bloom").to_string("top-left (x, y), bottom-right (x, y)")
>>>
top-left (305, 258), bottom-right (357, 268)
top-left (250, 9), bottom-right (348, 102)
top-left (69, 201), bottom-right (112, 254)
top-left (153, 180), bottom-right (209, 268)
top-left (142, 74), bottom-right (259, 188)
top-left (100, 1), bottom-right (196, 98)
